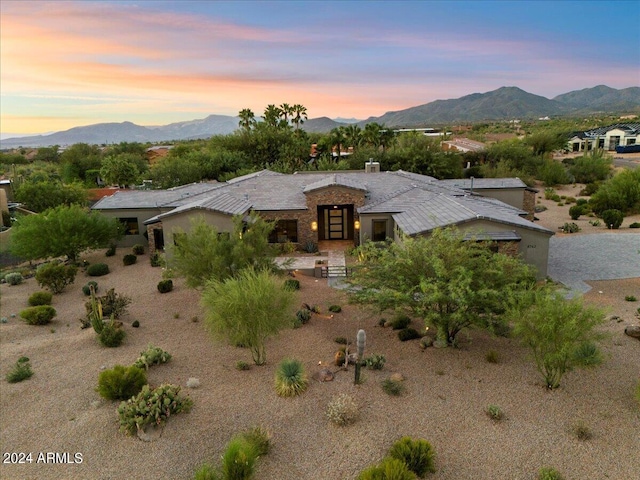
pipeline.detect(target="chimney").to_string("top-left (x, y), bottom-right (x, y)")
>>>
top-left (365, 159), bottom-right (380, 173)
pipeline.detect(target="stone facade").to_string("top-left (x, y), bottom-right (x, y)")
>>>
top-left (146, 224), bottom-right (163, 255)
top-left (258, 186), bottom-right (366, 248)
top-left (523, 189), bottom-right (536, 220)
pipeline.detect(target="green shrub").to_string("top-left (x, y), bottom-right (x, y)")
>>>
top-left (5, 272), bottom-right (23, 285)
top-left (98, 321), bottom-right (126, 347)
top-left (82, 281), bottom-right (98, 296)
top-left (364, 354), bottom-right (386, 370)
top-left (88, 288), bottom-right (131, 319)
top-left (97, 365), bottom-right (147, 400)
top-left (538, 467), bottom-right (565, 480)
top-left (625, 295), bottom-right (637, 302)
top-left (157, 279), bottom-right (173, 293)
top-left (358, 457), bottom-right (417, 480)
top-left (576, 198), bottom-right (588, 206)
top-left (235, 360), bottom-right (250, 371)
top-left (221, 437), bottom-right (258, 480)
top-left (283, 279), bottom-right (300, 291)
top-left (398, 328), bottom-right (421, 341)
top-left (274, 358), bottom-right (308, 397)
top-left (629, 222), bottom-right (640, 228)
top-left (391, 315), bottom-right (411, 330)
top-left (117, 383), bottom-right (193, 435)
top-left (382, 378), bottom-right (406, 396)
top-left (28, 291), bottom-right (52, 306)
top-left (133, 345), bottom-right (172, 370)
top-left (601, 209), bottom-right (624, 229)
top-left (123, 254), bottom-right (137, 266)
top-left (20, 305), bottom-right (57, 325)
top-left (193, 463), bottom-right (220, 480)
top-left (5, 357), bottom-right (33, 383)
top-left (87, 263), bottom-right (110, 276)
top-left (35, 262), bottom-right (77, 294)
top-left (295, 308), bottom-right (312, 325)
top-left (572, 342), bottom-right (603, 367)
top-left (378, 318), bottom-right (387, 327)
top-left (150, 252), bottom-right (164, 267)
top-left (579, 182), bottom-right (600, 196)
top-left (486, 404), bottom-right (504, 421)
top-left (105, 245), bottom-right (116, 257)
top-left (568, 205), bottom-right (584, 220)
top-left (559, 222), bottom-right (580, 233)
top-left (588, 219), bottom-right (601, 227)
top-left (565, 196), bottom-right (576, 204)
top-left (328, 304), bottom-right (342, 313)
top-left (485, 350), bottom-right (500, 364)
top-left (543, 188), bottom-right (555, 200)
top-left (241, 425), bottom-right (271, 456)
top-left (131, 320), bottom-right (140, 328)
top-left (326, 393), bottom-right (358, 426)
top-left (334, 336), bottom-right (348, 345)
top-left (388, 436), bottom-right (436, 477)
top-left (132, 244), bottom-right (145, 255)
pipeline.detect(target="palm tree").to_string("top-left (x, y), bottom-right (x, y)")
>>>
top-left (291, 104), bottom-right (308, 130)
top-left (279, 103), bottom-right (293, 126)
top-left (343, 124), bottom-right (362, 149)
top-left (328, 127), bottom-right (346, 160)
top-left (263, 104), bottom-right (282, 128)
top-left (379, 127), bottom-right (397, 152)
top-left (238, 108), bottom-right (256, 132)
top-left (363, 122), bottom-right (382, 148)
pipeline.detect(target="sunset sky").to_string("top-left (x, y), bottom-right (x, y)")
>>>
top-left (1, 0), bottom-right (639, 136)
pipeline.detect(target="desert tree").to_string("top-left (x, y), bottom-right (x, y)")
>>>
top-left (10, 204), bottom-right (122, 262)
top-left (507, 288), bottom-right (606, 389)
top-left (168, 212), bottom-right (278, 288)
top-left (348, 228), bottom-right (535, 346)
top-left (201, 268), bottom-right (295, 365)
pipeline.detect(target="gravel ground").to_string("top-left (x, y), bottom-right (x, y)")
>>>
top-left (1, 188), bottom-right (639, 480)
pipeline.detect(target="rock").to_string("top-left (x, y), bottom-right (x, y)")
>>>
top-left (420, 337), bottom-right (434, 349)
top-left (624, 325), bottom-right (640, 339)
top-left (606, 315), bottom-right (621, 322)
top-left (347, 353), bottom-right (358, 365)
top-left (390, 373), bottom-right (405, 382)
top-left (314, 368), bottom-right (335, 382)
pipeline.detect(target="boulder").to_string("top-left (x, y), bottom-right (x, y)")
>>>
top-left (314, 368), bottom-right (335, 382)
top-left (390, 373), bottom-right (405, 382)
top-left (624, 325), bottom-right (640, 339)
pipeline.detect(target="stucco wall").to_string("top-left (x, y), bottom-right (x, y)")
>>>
top-left (475, 188), bottom-right (524, 211)
top-left (456, 219), bottom-right (551, 279)
top-left (358, 213), bottom-right (395, 242)
top-left (97, 208), bottom-right (167, 247)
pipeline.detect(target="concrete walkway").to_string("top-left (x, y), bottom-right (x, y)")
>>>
top-left (547, 233), bottom-right (640, 296)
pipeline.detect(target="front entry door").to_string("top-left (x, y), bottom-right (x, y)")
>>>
top-left (318, 205), bottom-right (353, 240)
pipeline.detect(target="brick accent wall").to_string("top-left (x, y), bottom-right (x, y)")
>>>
top-left (523, 190), bottom-right (536, 220)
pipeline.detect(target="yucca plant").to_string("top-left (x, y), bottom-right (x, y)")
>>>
top-left (274, 358), bottom-right (308, 397)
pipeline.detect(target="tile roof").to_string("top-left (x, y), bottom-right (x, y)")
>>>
top-left (92, 169), bottom-right (551, 237)
top-left (440, 178), bottom-right (527, 189)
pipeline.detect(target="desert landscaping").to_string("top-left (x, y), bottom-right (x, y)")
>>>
top-left (1, 189), bottom-right (639, 480)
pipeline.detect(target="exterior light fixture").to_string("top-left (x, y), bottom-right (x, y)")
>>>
top-left (311, 221), bottom-right (318, 231)
top-left (354, 220), bottom-right (361, 230)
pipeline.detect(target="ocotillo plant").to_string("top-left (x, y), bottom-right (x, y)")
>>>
top-left (355, 329), bottom-right (366, 384)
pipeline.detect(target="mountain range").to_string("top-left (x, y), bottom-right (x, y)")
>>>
top-left (2, 85), bottom-right (638, 148)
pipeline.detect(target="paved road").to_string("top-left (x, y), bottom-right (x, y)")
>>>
top-left (548, 233), bottom-right (640, 295)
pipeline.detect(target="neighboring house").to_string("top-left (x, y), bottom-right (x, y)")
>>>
top-left (441, 137), bottom-right (486, 154)
top-left (568, 123), bottom-right (640, 152)
top-left (91, 165), bottom-right (553, 278)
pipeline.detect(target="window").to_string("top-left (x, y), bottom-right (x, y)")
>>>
top-left (372, 220), bottom-right (387, 242)
top-left (118, 217), bottom-right (139, 235)
top-left (269, 219), bottom-right (298, 243)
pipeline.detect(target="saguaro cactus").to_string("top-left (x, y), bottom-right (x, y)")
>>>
top-left (355, 329), bottom-right (366, 384)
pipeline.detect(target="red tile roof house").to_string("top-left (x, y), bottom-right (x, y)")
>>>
top-left (91, 164), bottom-right (553, 279)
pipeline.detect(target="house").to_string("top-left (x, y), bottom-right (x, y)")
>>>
top-left (568, 123), bottom-right (640, 152)
top-left (440, 138), bottom-right (486, 154)
top-left (91, 165), bottom-right (553, 278)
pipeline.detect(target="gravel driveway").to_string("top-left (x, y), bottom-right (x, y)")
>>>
top-left (548, 233), bottom-right (640, 295)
